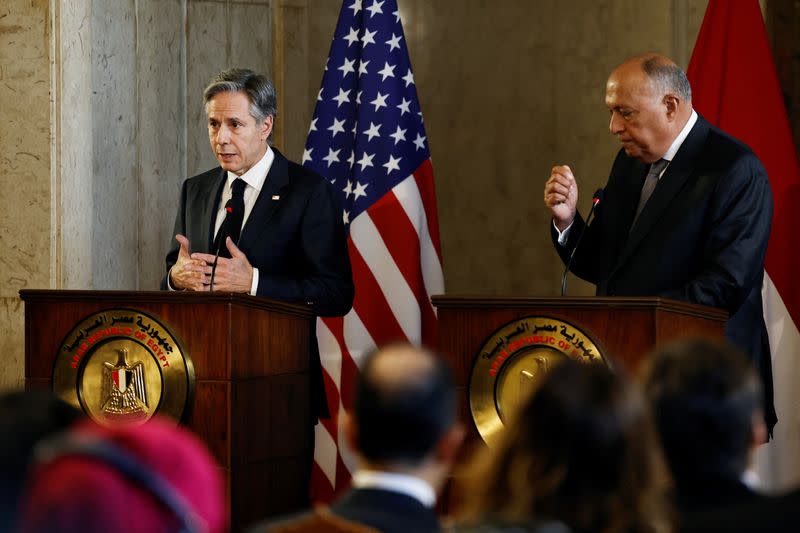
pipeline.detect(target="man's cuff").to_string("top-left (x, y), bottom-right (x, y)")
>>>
top-left (553, 219), bottom-right (574, 245)
top-left (249, 267), bottom-right (259, 296)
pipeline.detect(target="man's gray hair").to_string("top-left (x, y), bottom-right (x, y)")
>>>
top-left (642, 56), bottom-right (692, 102)
top-left (203, 68), bottom-right (277, 136)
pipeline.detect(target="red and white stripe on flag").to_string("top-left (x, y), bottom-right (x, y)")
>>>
top-left (687, 0), bottom-right (800, 491)
top-left (302, 0), bottom-right (444, 501)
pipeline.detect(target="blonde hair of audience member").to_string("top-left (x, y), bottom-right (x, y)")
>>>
top-left (457, 361), bottom-right (670, 533)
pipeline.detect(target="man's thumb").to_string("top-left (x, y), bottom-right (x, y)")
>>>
top-left (175, 234), bottom-right (191, 254)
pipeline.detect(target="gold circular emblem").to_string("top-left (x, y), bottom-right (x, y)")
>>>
top-left (469, 316), bottom-right (606, 447)
top-left (53, 309), bottom-right (194, 425)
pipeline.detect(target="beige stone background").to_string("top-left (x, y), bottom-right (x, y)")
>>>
top-left (1, 0), bottom-right (798, 476)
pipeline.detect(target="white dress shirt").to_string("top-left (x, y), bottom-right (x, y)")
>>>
top-left (350, 470), bottom-right (437, 508)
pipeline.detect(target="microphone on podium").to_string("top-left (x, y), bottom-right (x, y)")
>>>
top-left (560, 188), bottom-right (604, 297)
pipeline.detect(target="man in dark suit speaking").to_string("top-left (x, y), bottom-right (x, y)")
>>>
top-left (543, 53), bottom-right (776, 432)
top-left (162, 68), bottom-right (353, 318)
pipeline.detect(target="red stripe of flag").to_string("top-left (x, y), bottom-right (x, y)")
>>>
top-left (310, 462), bottom-right (334, 502)
top-left (347, 238), bottom-right (408, 344)
top-left (413, 160), bottom-right (443, 264)
top-left (366, 190), bottom-right (438, 346)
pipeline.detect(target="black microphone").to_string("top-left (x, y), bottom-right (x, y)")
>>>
top-left (209, 199), bottom-right (236, 292)
top-left (560, 188), bottom-right (604, 296)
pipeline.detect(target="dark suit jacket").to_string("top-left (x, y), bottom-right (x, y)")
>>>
top-left (161, 148), bottom-right (354, 317)
top-left (247, 488), bottom-right (441, 533)
top-left (553, 115), bottom-right (776, 430)
top-left (675, 475), bottom-right (761, 516)
top-left (681, 485), bottom-right (800, 532)
top-left (329, 488), bottom-right (441, 533)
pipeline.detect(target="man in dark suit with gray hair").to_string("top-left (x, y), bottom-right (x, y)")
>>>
top-left (543, 53), bottom-right (775, 433)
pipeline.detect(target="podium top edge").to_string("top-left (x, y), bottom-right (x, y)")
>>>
top-left (18, 290), bottom-right (315, 318)
top-left (430, 295), bottom-right (728, 320)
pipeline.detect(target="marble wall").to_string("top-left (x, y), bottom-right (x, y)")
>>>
top-left (0, 0), bottom-right (52, 390)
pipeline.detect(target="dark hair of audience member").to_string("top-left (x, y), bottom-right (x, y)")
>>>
top-left (354, 343), bottom-right (455, 464)
top-left (641, 337), bottom-right (763, 486)
top-left (459, 360), bottom-right (670, 533)
top-left (0, 389), bottom-right (83, 532)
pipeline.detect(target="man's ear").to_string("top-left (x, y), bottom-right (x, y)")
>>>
top-left (343, 411), bottom-right (359, 453)
top-left (663, 94), bottom-right (679, 120)
top-left (752, 410), bottom-right (768, 446)
top-left (261, 115), bottom-right (274, 141)
top-left (435, 423), bottom-right (466, 464)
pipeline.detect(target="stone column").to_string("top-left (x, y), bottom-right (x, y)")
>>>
top-left (0, 0), bottom-right (53, 389)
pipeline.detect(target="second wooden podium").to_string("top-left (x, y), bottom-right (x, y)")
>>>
top-left (432, 295), bottom-right (727, 450)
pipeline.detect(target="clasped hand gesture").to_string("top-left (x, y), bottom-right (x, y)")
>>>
top-left (169, 234), bottom-right (253, 293)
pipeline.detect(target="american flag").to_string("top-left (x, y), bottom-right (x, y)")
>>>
top-left (302, 0), bottom-right (444, 501)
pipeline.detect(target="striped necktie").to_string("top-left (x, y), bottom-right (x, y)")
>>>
top-left (632, 158), bottom-right (668, 227)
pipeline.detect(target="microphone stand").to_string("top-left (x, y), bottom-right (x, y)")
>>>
top-left (560, 189), bottom-right (604, 296)
top-left (209, 200), bottom-right (235, 292)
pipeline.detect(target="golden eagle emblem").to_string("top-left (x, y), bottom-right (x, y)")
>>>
top-left (101, 348), bottom-right (149, 422)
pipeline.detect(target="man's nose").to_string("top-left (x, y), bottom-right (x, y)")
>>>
top-left (609, 113), bottom-right (624, 135)
top-left (216, 124), bottom-right (231, 144)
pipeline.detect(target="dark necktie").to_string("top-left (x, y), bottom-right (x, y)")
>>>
top-left (218, 178), bottom-right (246, 257)
top-left (632, 158), bottom-right (669, 227)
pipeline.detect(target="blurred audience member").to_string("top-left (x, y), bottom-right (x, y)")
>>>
top-left (250, 343), bottom-right (464, 533)
top-left (456, 360), bottom-right (670, 533)
top-left (681, 486), bottom-right (800, 533)
top-left (19, 415), bottom-right (227, 533)
top-left (0, 389), bottom-right (83, 532)
top-left (643, 337), bottom-right (765, 510)
top-left (642, 337), bottom-right (785, 530)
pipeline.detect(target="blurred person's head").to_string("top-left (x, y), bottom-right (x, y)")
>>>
top-left (20, 416), bottom-right (227, 533)
top-left (642, 337), bottom-right (765, 487)
top-left (461, 360), bottom-right (668, 533)
top-left (346, 343), bottom-right (464, 493)
top-left (0, 389), bottom-right (83, 532)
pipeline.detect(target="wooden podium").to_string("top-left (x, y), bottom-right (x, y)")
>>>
top-left (20, 290), bottom-right (315, 532)
top-left (432, 295), bottom-right (728, 458)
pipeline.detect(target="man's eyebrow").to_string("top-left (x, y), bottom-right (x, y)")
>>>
top-left (208, 115), bottom-right (246, 123)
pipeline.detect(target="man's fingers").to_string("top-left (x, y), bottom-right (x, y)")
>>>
top-left (551, 164), bottom-right (573, 178)
top-left (549, 164), bottom-right (576, 189)
top-left (191, 252), bottom-right (218, 264)
top-left (548, 172), bottom-right (574, 189)
top-left (181, 261), bottom-right (209, 273)
top-left (547, 180), bottom-right (572, 196)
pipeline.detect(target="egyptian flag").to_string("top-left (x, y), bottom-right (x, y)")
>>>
top-left (687, 0), bottom-right (800, 491)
